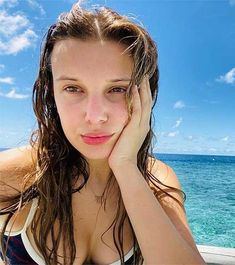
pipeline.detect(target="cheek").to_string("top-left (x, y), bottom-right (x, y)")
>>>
top-left (55, 101), bottom-right (80, 132)
top-left (111, 102), bottom-right (129, 125)
top-left (55, 99), bottom-right (129, 130)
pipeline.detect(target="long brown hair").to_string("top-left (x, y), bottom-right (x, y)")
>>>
top-left (0, 3), bottom-right (185, 265)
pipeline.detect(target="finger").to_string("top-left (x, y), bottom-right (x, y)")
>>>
top-left (145, 75), bottom-right (153, 103)
top-left (139, 76), bottom-right (152, 126)
top-left (145, 75), bottom-right (152, 105)
top-left (129, 85), bottom-right (141, 126)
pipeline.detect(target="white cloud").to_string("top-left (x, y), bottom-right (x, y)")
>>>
top-left (173, 117), bottom-right (183, 128)
top-left (0, 11), bottom-right (29, 36)
top-left (173, 100), bottom-right (185, 109)
top-left (0, 77), bottom-right (14, 84)
top-left (0, 64), bottom-right (5, 71)
top-left (168, 131), bottom-right (179, 137)
top-left (0, 88), bottom-right (30, 99)
top-left (160, 132), bottom-right (166, 137)
top-left (185, 135), bottom-right (202, 143)
top-left (0, 10), bottom-right (37, 55)
top-left (221, 136), bottom-right (229, 142)
top-left (26, 0), bottom-right (46, 16)
top-left (0, 29), bottom-right (37, 55)
top-left (216, 68), bottom-right (235, 84)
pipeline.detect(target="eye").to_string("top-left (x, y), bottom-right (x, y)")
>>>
top-left (64, 86), bottom-right (82, 93)
top-left (109, 87), bottom-right (127, 93)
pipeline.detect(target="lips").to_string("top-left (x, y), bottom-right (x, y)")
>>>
top-left (81, 133), bottom-right (114, 145)
top-left (82, 133), bottom-right (113, 137)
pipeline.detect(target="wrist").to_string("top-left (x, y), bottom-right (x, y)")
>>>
top-left (110, 160), bottom-right (138, 174)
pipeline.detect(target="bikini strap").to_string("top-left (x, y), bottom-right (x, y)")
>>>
top-left (22, 197), bottom-right (39, 231)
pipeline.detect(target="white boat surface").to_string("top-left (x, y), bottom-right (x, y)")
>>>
top-left (197, 245), bottom-right (235, 265)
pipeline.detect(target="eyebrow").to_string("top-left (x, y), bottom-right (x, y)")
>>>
top-left (55, 76), bottom-right (131, 82)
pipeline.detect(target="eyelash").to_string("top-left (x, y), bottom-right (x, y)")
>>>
top-left (64, 86), bottom-right (127, 94)
top-left (110, 87), bottom-right (127, 93)
top-left (64, 86), bottom-right (80, 93)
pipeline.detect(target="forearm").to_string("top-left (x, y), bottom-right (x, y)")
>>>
top-left (113, 163), bottom-right (205, 265)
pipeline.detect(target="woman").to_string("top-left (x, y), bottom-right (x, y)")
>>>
top-left (0, 2), bottom-right (206, 265)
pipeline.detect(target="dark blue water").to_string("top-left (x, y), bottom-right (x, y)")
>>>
top-left (1, 148), bottom-right (234, 247)
top-left (155, 153), bottom-right (235, 248)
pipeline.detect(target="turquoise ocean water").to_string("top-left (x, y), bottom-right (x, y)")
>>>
top-left (1, 148), bottom-right (234, 248)
top-left (156, 153), bottom-right (235, 248)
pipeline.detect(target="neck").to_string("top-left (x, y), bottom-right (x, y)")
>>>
top-left (86, 158), bottom-right (111, 186)
top-left (84, 159), bottom-right (119, 203)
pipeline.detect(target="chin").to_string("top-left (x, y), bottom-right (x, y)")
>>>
top-left (81, 151), bottom-right (111, 161)
top-left (67, 134), bottom-right (119, 161)
top-left (71, 144), bottom-right (112, 160)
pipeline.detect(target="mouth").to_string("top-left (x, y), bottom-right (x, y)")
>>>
top-left (82, 133), bottom-right (113, 137)
top-left (81, 134), bottom-right (114, 145)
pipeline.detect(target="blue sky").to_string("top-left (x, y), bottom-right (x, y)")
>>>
top-left (0, 0), bottom-right (235, 155)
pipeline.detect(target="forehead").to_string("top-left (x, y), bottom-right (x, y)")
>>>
top-left (51, 39), bottom-right (133, 80)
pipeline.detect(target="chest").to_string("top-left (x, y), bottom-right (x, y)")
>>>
top-left (1, 195), bottom-right (134, 265)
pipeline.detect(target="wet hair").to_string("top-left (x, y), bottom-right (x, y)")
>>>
top-left (0, 2), bottom-right (185, 265)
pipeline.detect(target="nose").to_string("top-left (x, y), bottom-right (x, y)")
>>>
top-left (84, 95), bottom-right (108, 124)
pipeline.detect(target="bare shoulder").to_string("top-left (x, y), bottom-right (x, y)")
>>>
top-left (147, 156), bottom-right (184, 204)
top-left (147, 156), bottom-right (201, 253)
top-left (0, 145), bottom-right (36, 166)
top-left (0, 145), bottom-right (37, 175)
top-left (0, 145), bottom-right (37, 205)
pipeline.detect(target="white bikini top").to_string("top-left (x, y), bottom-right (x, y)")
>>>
top-left (3, 198), bottom-right (134, 265)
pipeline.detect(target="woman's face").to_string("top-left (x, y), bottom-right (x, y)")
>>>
top-left (51, 39), bottom-right (133, 160)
